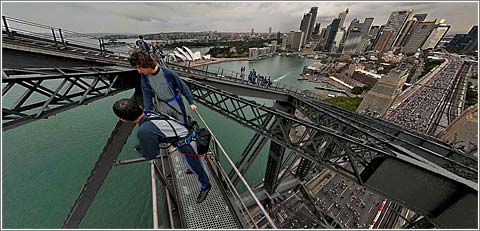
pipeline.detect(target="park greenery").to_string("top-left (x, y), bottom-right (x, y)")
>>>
top-left (324, 96), bottom-right (364, 111)
top-left (351, 86), bottom-right (371, 95)
top-left (420, 58), bottom-right (444, 77)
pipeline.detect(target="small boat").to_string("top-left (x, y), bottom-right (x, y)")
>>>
top-left (297, 75), bottom-right (308, 80)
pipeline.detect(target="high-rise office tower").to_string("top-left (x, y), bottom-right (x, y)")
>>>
top-left (393, 19), bottom-right (417, 48)
top-left (342, 18), bottom-right (374, 54)
top-left (374, 29), bottom-right (394, 53)
top-left (307, 7), bottom-right (318, 41)
top-left (447, 34), bottom-right (466, 49)
top-left (333, 29), bottom-right (345, 52)
top-left (369, 26), bottom-right (382, 41)
top-left (422, 19), bottom-right (451, 49)
top-left (413, 13), bottom-right (428, 22)
top-left (324, 18), bottom-right (341, 52)
top-left (338, 8), bottom-right (349, 29)
top-left (383, 9), bottom-right (413, 52)
top-left (286, 31), bottom-right (295, 49)
top-left (332, 8), bottom-right (349, 52)
top-left (368, 25), bottom-right (384, 51)
top-left (447, 26), bottom-right (478, 53)
top-left (251, 28), bottom-right (254, 36)
top-left (300, 13), bottom-right (313, 46)
top-left (462, 25), bottom-right (478, 53)
top-left (313, 23), bottom-right (321, 35)
top-left (281, 34), bottom-right (288, 51)
top-left (269, 27), bottom-right (272, 35)
top-left (271, 40), bottom-right (278, 53)
top-left (403, 19), bottom-right (437, 54)
top-left (319, 27), bottom-right (329, 47)
top-left (291, 30), bottom-right (305, 51)
top-left (393, 13), bottom-right (428, 48)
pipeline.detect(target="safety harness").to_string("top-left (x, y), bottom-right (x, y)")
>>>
top-left (141, 70), bottom-right (188, 124)
top-left (145, 112), bottom-right (198, 149)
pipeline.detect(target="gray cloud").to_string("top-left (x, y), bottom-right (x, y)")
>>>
top-left (2, 2), bottom-right (477, 34)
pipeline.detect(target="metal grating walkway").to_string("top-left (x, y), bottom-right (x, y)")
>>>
top-left (169, 152), bottom-right (241, 229)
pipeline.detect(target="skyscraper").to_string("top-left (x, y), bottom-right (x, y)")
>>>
top-left (422, 20), bottom-right (451, 50)
top-left (413, 13), bottom-right (428, 22)
top-left (461, 25), bottom-right (478, 53)
top-left (403, 19), bottom-right (437, 54)
top-left (324, 18), bottom-right (341, 52)
top-left (300, 13), bottom-right (313, 46)
top-left (338, 8), bottom-right (349, 29)
top-left (383, 9), bottom-right (413, 52)
top-left (291, 30), bottom-right (305, 51)
top-left (333, 29), bottom-right (345, 52)
top-left (393, 13), bottom-right (428, 48)
top-left (368, 25), bottom-right (384, 51)
top-left (393, 19), bottom-right (417, 48)
top-left (369, 26), bottom-right (382, 41)
top-left (447, 34), bottom-right (467, 49)
top-left (342, 17), bottom-right (374, 54)
top-left (374, 30), bottom-right (394, 53)
top-left (307, 7), bottom-right (318, 41)
top-left (313, 23), bottom-right (321, 35)
top-left (269, 27), bottom-right (272, 35)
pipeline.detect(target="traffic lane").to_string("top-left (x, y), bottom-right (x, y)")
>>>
top-left (315, 175), bottom-right (385, 228)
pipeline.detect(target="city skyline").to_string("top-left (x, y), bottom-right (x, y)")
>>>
top-left (2, 1), bottom-right (478, 34)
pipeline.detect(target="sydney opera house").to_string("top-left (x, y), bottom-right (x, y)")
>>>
top-left (168, 46), bottom-right (211, 62)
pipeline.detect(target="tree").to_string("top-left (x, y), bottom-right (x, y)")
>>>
top-left (351, 86), bottom-right (364, 95)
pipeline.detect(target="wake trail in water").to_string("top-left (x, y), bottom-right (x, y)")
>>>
top-left (273, 72), bottom-right (289, 82)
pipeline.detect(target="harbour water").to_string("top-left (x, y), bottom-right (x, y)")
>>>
top-left (2, 55), bottom-right (335, 228)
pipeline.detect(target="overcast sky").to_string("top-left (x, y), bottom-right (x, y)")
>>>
top-left (2, 1), bottom-right (478, 34)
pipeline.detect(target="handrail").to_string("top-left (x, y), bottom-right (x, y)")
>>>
top-left (193, 109), bottom-right (278, 229)
top-left (169, 63), bottom-right (325, 102)
top-left (2, 15), bottom-right (129, 55)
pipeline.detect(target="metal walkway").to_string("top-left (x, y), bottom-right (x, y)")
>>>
top-left (169, 151), bottom-right (241, 229)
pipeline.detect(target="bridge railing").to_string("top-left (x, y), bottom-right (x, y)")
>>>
top-left (168, 62), bottom-right (324, 102)
top-left (2, 16), bottom-right (128, 56)
top-left (193, 110), bottom-right (278, 229)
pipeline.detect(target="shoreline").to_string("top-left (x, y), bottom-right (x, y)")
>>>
top-left (173, 54), bottom-right (277, 67)
top-left (174, 57), bottom-right (251, 67)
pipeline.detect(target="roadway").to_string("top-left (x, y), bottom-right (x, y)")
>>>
top-left (386, 56), bottom-right (467, 134)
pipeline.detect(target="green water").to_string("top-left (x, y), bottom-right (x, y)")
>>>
top-left (2, 56), bottom-right (323, 228)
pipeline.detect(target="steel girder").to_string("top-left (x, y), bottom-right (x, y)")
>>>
top-left (185, 79), bottom-right (477, 229)
top-left (263, 101), bottom-right (296, 194)
top-left (2, 66), bottom-right (136, 130)
top-left (172, 63), bottom-right (476, 179)
top-left (292, 97), bottom-right (478, 182)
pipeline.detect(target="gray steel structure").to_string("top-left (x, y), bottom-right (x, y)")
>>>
top-left (2, 66), bottom-right (136, 130)
top-left (2, 16), bottom-right (478, 229)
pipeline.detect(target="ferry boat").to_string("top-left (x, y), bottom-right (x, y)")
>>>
top-left (297, 73), bottom-right (309, 80)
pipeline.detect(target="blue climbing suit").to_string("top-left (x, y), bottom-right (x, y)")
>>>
top-left (140, 66), bottom-right (195, 124)
top-left (137, 113), bottom-right (209, 189)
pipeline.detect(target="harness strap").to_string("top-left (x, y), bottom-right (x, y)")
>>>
top-left (183, 153), bottom-right (206, 157)
top-left (142, 71), bottom-right (185, 121)
top-left (145, 113), bottom-right (196, 147)
top-left (165, 94), bottom-right (181, 103)
top-left (177, 130), bottom-right (196, 147)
